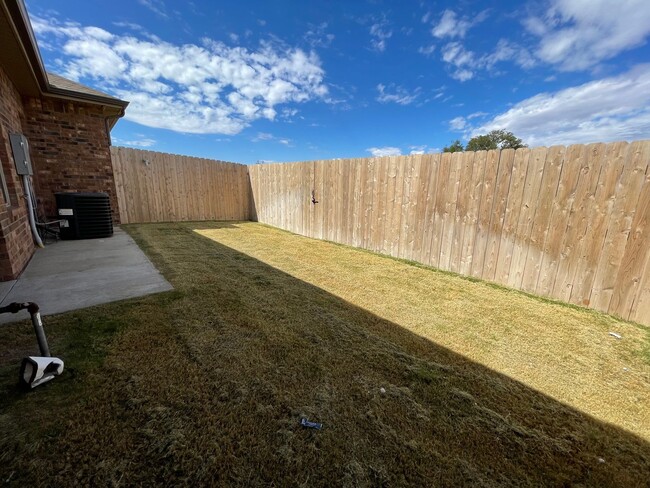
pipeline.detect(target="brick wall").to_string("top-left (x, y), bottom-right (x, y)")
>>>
top-left (0, 67), bottom-right (35, 280)
top-left (22, 97), bottom-right (120, 224)
top-left (0, 64), bottom-right (122, 280)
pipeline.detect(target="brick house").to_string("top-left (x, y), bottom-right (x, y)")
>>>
top-left (0, 0), bottom-right (128, 280)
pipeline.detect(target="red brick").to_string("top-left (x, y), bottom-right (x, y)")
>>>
top-left (0, 65), bottom-right (121, 280)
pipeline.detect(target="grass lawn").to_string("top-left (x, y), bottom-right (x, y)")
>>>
top-left (1, 221), bottom-right (649, 486)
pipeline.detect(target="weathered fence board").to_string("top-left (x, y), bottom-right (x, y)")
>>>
top-left (111, 147), bottom-right (249, 224)
top-left (248, 140), bottom-right (650, 324)
top-left (471, 149), bottom-right (499, 278)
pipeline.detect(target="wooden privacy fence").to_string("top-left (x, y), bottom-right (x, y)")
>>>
top-left (111, 147), bottom-right (250, 224)
top-left (249, 141), bottom-right (650, 325)
top-left (110, 142), bottom-right (650, 324)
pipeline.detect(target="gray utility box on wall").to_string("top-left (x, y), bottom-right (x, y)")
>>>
top-left (9, 133), bottom-right (33, 175)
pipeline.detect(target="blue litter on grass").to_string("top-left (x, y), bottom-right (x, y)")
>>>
top-left (301, 418), bottom-right (323, 430)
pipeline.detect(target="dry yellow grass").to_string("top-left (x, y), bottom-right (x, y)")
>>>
top-left (195, 222), bottom-right (650, 441)
top-left (0, 221), bottom-right (648, 487)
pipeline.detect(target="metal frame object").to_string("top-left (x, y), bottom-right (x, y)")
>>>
top-left (0, 302), bottom-right (64, 388)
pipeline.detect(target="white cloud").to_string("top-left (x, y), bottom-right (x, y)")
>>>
top-left (449, 116), bottom-right (467, 131)
top-left (430, 9), bottom-right (488, 39)
top-left (113, 21), bottom-right (145, 32)
top-left (483, 39), bottom-right (536, 69)
top-left (447, 112), bottom-right (486, 131)
top-left (369, 17), bottom-right (392, 52)
top-left (304, 22), bottom-right (335, 48)
top-left (281, 107), bottom-right (298, 119)
top-left (408, 145), bottom-right (439, 154)
top-left (252, 132), bottom-right (292, 146)
top-left (418, 44), bottom-right (436, 57)
top-left (376, 84), bottom-right (421, 105)
top-left (467, 111), bottom-right (487, 120)
top-left (432, 10), bottom-right (472, 39)
top-left (367, 146), bottom-right (401, 157)
top-left (450, 69), bottom-right (474, 82)
top-left (63, 37), bottom-right (126, 79)
top-left (137, 0), bottom-right (168, 18)
top-left (526, 0), bottom-right (650, 70)
top-left (428, 10), bottom-right (536, 81)
top-left (440, 39), bottom-right (534, 81)
top-left (111, 22), bottom-right (162, 43)
top-left (253, 132), bottom-right (274, 141)
top-left (441, 42), bottom-right (476, 80)
top-left (33, 16), bottom-right (328, 135)
top-left (470, 64), bottom-right (650, 146)
top-left (113, 136), bottom-right (156, 147)
top-left (442, 42), bottom-right (475, 67)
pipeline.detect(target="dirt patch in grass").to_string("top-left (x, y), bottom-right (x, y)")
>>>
top-left (1, 221), bottom-right (648, 487)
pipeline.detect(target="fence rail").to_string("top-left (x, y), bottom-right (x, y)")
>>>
top-left (248, 141), bottom-right (650, 325)
top-left (111, 147), bottom-right (250, 224)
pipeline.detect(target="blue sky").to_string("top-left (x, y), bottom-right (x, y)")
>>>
top-left (27, 0), bottom-right (650, 164)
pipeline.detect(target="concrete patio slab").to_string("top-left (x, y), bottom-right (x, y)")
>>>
top-left (0, 280), bottom-right (16, 304)
top-left (0, 227), bottom-right (173, 324)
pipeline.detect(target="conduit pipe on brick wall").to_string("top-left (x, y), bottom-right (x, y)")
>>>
top-left (22, 175), bottom-right (44, 248)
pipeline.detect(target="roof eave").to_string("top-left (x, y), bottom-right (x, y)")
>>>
top-left (3, 0), bottom-right (50, 93)
top-left (46, 86), bottom-right (130, 109)
top-left (4, 0), bottom-right (129, 112)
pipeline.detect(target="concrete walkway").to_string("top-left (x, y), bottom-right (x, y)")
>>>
top-left (0, 228), bottom-right (173, 324)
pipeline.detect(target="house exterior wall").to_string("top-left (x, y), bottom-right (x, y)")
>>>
top-left (22, 97), bottom-right (120, 225)
top-left (0, 66), bottom-right (35, 280)
top-left (0, 63), bottom-right (121, 281)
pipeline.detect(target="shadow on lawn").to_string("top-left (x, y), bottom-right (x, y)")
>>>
top-left (1, 221), bottom-right (648, 487)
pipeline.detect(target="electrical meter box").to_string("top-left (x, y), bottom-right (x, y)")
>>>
top-left (9, 133), bottom-right (33, 176)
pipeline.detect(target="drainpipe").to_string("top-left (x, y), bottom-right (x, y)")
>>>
top-left (22, 175), bottom-right (44, 248)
